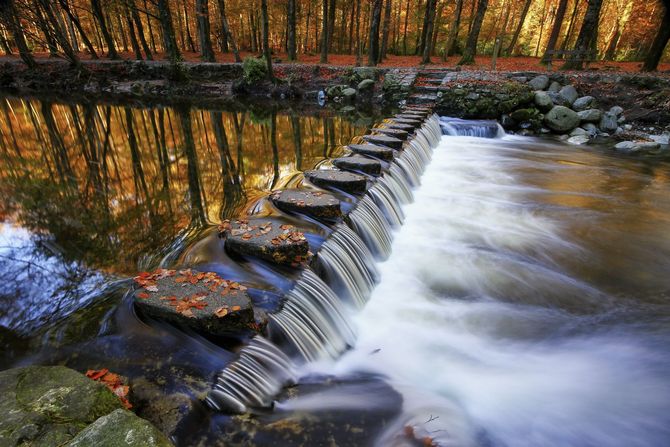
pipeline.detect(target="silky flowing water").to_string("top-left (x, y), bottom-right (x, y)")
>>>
top-left (1, 94), bottom-right (670, 447)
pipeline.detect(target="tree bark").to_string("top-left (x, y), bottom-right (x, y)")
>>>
top-left (287, 0), bottom-right (297, 60)
top-left (562, 0), bottom-right (603, 70)
top-left (124, 2), bottom-right (144, 59)
top-left (157, 0), bottom-right (181, 63)
top-left (458, 0), bottom-right (488, 65)
top-left (642, 0), bottom-right (670, 72)
top-left (216, 0), bottom-right (241, 61)
top-left (368, 0), bottom-right (383, 66)
top-left (0, 0), bottom-right (36, 67)
top-left (260, 0), bottom-right (274, 82)
top-left (130, 0), bottom-right (152, 59)
top-left (57, 0), bottom-right (99, 59)
top-left (90, 0), bottom-right (119, 59)
top-left (445, 0), bottom-right (463, 57)
top-left (421, 0), bottom-right (437, 64)
top-left (196, 0), bottom-right (215, 61)
top-left (505, 0), bottom-right (531, 56)
top-left (378, 0), bottom-right (392, 62)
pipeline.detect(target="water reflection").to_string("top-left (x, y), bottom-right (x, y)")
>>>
top-left (0, 96), bottom-right (373, 336)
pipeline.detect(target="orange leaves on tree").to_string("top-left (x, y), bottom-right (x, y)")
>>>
top-left (86, 369), bottom-right (132, 409)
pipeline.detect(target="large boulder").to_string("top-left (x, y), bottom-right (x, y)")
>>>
top-left (558, 85), bottom-right (579, 106)
top-left (529, 75), bottom-right (550, 91)
top-left (572, 96), bottom-right (597, 111)
top-left (67, 409), bottom-right (172, 447)
top-left (544, 106), bottom-right (581, 133)
top-left (577, 109), bottom-right (603, 123)
top-left (0, 366), bottom-right (124, 446)
top-left (270, 189), bottom-right (341, 219)
top-left (133, 268), bottom-right (254, 334)
top-left (510, 108), bottom-right (540, 122)
top-left (548, 81), bottom-right (562, 92)
top-left (357, 79), bottom-right (375, 91)
top-left (534, 91), bottom-right (554, 112)
top-left (599, 112), bottom-right (619, 133)
top-left (220, 218), bottom-right (310, 266)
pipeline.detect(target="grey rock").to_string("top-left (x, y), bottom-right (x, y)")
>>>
top-left (386, 123), bottom-right (415, 133)
top-left (558, 85), bottom-right (579, 106)
top-left (363, 133), bottom-right (404, 149)
top-left (357, 79), bottom-right (375, 91)
top-left (544, 106), bottom-right (581, 133)
top-left (67, 409), bottom-right (172, 447)
top-left (333, 155), bottom-right (383, 176)
top-left (599, 112), bottom-right (619, 133)
top-left (650, 133), bottom-right (670, 145)
top-left (570, 127), bottom-right (589, 136)
top-left (465, 92), bottom-right (480, 100)
top-left (548, 81), bottom-right (562, 92)
top-left (624, 124), bottom-right (633, 131)
top-left (348, 143), bottom-right (395, 161)
top-left (572, 96), bottom-right (597, 111)
top-left (534, 91), bottom-right (554, 112)
top-left (510, 108), bottom-right (540, 122)
top-left (305, 169), bottom-right (368, 195)
top-left (392, 117), bottom-right (422, 128)
top-left (618, 115), bottom-right (627, 124)
top-left (500, 114), bottom-right (516, 129)
top-left (577, 109), bottom-right (603, 123)
top-left (374, 127), bottom-right (409, 140)
top-left (609, 106), bottom-right (624, 116)
top-left (529, 75), bottom-right (550, 91)
top-left (583, 123), bottom-right (599, 136)
top-left (353, 67), bottom-right (377, 81)
top-left (270, 189), bottom-right (341, 219)
top-left (614, 141), bottom-right (661, 154)
top-left (567, 135), bottom-right (590, 145)
top-left (547, 91), bottom-right (571, 107)
top-left (342, 88), bottom-right (356, 99)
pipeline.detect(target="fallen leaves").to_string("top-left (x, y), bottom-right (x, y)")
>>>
top-left (85, 368), bottom-right (132, 409)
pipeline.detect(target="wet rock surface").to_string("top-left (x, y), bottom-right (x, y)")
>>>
top-left (545, 106), bottom-right (581, 132)
top-left (333, 155), bottom-right (383, 176)
top-left (270, 189), bottom-right (342, 220)
top-left (347, 143), bottom-right (396, 161)
top-left (220, 218), bottom-right (310, 266)
top-left (134, 268), bottom-right (254, 335)
top-left (305, 169), bottom-right (369, 194)
top-left (363, 133), bottom-right (404, 149)
top-left (386, 122), bottom-right (416, 133)
top-left (373, 127), bottom-right (410, 140)
top-left (67, 408), bottom-right (172, 447)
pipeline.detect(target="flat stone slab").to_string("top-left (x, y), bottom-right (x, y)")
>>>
top-left (134, 268), bottom-right (254, 334)
top-left (333, 155), bottom-right (382, 176)
top-left (347, 144), bottom-right (395, 161)
top-left (305, 169), bottom-right (368, 195)
top-left (220, 218), bottom-right (310, 266)
top-left (270, 189), bottom-right (342, 219)
top-left (400, 111), bottom-right (429, 119)
top-left (374, 127), bottom-right (409, 140)
top-left (391, 118), bottom-right (422, 128)
top-left (386, 123), bottom-right (415, 132)
top-left (363, 134), bottom-right (404, 149)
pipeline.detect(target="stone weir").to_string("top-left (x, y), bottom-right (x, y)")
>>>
top-left (130, 106), bottom-right (442, 414)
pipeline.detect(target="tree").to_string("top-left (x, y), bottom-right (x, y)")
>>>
top-left (368, 0), bottom-right (383, 66)
top-left (445, 0), bottom-right (464, 57)
top-left (562, 0), bottom-right (603, 69)
top-left (287, 0), bottom-right (297, 60)
top-left (378, 0), bottom-right (392, 62)
top-left (505, 0), bottom-right (532, 55)
top-left (0, 0), bottom-right (36, 68)
top-left (90, 0), bottom-right (120, 59)
top-left (642, 0), bottom-right (670, 71)
top-left (458, 0), bottom-right (488, 65)
top-left (196, 0), bottom-right (216, 61)
top-left (421, 0), bottom-right (437, 64)
top-left (216, 0), bottom-right (241, 62)
top-left (156, 0), bottom-right (181, 63)
top-left (320, 0), bottom-right (328, 62)
top-left (260, 0), bottom-right (274, 82)
top-left (542, 0), bottom-right (569, 64)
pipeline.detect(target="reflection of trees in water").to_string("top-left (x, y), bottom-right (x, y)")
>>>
top-left (0, 97), bottom-right (368, 275)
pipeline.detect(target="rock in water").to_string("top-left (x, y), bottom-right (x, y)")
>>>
top-left (544, 106), bottom-right (581, 133)
top-left (333, 155), bottom-right (383, 176)
top-left (578, 109), bottom-right (603, 123)
top-left (347, 144), bottom-right (395, 161)
top-left (270, 189), bottom-right (342, 219)
top-left (529, 75), bottom-right (550, 91)
top-left (386, 123), bottom-right (415, 133)
top-left (558, 85), bottom-right (579, 106)
top-left (133, 268), bottom-right (254, 334)
top-left (305, 169), bottom-right (368, 194)
top-left (599, 112), bottom-right (619, 133)
top-left (614, 141), bottom-right (661, 154)
top-left (534, 91), bottom-right (554, 112)
top-left (220, 218), bottom-right (310, 266)
top-left (373, 127), bottom-right (409, 140)
top-left (572, 96), bottom-right (597, 111)
top-left (67, 409), bottom-right (172, 447)
top-left (391, 118), bottom-right (422, 128)
top-left (363, 134), bottom-right (404, 149)
top-left (567, 135), bottom-right (590, 145)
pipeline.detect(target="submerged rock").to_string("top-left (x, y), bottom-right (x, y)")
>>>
top-left (347, 143), bottom-right (395, 161)
top-left (220, 218), bottom-right (310, 266)
top-left (363, 133), bottom-right (404, 149)
top-left (305, 169), bottom-right (368, 194)
top-left (67, 409), bottom-right (172, 447)
top-left (567, 135), bottom-right (590, 145)
top-left (544, 106), bottom-right (580, 132)
top-left (614, 141), bottom-right (661, 154)
top-left (270, 189), bottom-right (341, 219)
top-left (133, 268), bottom-right (254, 334)
top-left (333, 155), bottom-right (383, 176)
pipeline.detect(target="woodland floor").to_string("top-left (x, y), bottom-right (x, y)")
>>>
top-left (1, 51), bottom-right (669, 74)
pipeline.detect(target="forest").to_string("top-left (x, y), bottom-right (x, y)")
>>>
top-left (0, 0), bottom-right (668, 73)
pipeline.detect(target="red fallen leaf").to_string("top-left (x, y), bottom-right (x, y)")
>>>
top-left (280, 224), bottom-right (293, 230)
top-left (215, 307), bottom-right (229, 317)
top-left (271, 238), bottom-right (281, 245)
top-left (137, 292), bottom-right (150, 299)
top-left (175, 276), bottom-right (187, 283)
top-left (231, 305), bottom-right (241, 312)
top-left (86, 368), bottom-right (109, 380)
top-left (101, 372), bottom-right (121, 384)
top-left (242, 233), bottom-right (253, 240)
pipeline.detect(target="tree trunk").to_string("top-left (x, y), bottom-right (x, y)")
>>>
top-left (445, 0), bottom-right (463, 57)
top-left (505, 0), bottom-right (531, 56)
top-left (378, 0), bottom-right (392, 62)
top-left (320, 0), bottom-right (328, 62)
top-left (183, 1), bottom-right (196, 52)
top-left (90, 0), bottom-right (119, 59)
top-left (124, 2), bottom-right (144, 59)
top-left (216, 0), bottom-right (241, 61)
top-left (37, 0), bottom-right (82, 67)
top-left (130, 0), bottom-right (153, 59)
top-left (458, 0), bottom-right (488, 65)
top-left (157, 0), bottom-right (181, 63)
top-left (417, 0), bottom-right (431, 55)
top-left (196, 0), bottom-right (215, 61)
top-left (287, 0), bottom-right (297, 60)
top-left (260, 0), bottom-right (274, 81)
top-left (327, 0), bottom-right (336, 51)
top-left (562, 0), bottom-right (603, 70)
top-left (642, 0), bottom-right (670, 72)
top-left (421, 0), bottom-right (437, 64)
top-left (57, 0), bottom-right (99, 59)
top-left (368, 0), bottom-right (383, 65)
top-left (560, 0), bottom-right (580, 52)
top-left (402, 0), bottom-right (410, 54)
top-left (0, 0), bottom-right (36, 68)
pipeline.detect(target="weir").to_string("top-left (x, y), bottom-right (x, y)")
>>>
top-left (206, 111), bottom-right (442, 413)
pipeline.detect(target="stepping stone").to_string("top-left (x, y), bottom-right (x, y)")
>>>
top-left (396, 114), bottom-right (426, 121)
top-left (363, 133), bottom-right (404, 149)
top-left (348, 143), bottom-right (395, 161)
top-left (270, 189), bottom-right (342, 219)
top-left (305, 169), bottom-right (368, 195)
top-left (333, 155), bottom-right (382, 176)
top-left (220, 218), bottom-right (310, 266)
top-left (374, 128), bottom-right (409, 140)
top-left (386, 123), bottom-right (415, 132)
top-left (400, 112), bottom-right (428, 120)
top-left (392, 118), bottom-right (422, 128)
top-left (133, 268), bottom-right (254, 335)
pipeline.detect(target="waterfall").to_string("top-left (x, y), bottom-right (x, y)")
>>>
top-left (440, 117), bottom-right (505, 138)
top-left (208, 114), bottom-right (441, 414)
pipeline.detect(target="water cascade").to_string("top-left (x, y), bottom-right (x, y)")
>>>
top-left (348, 196), bottom-right (394, 260)
top-left (440, 117), bottom-right (505, 138)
